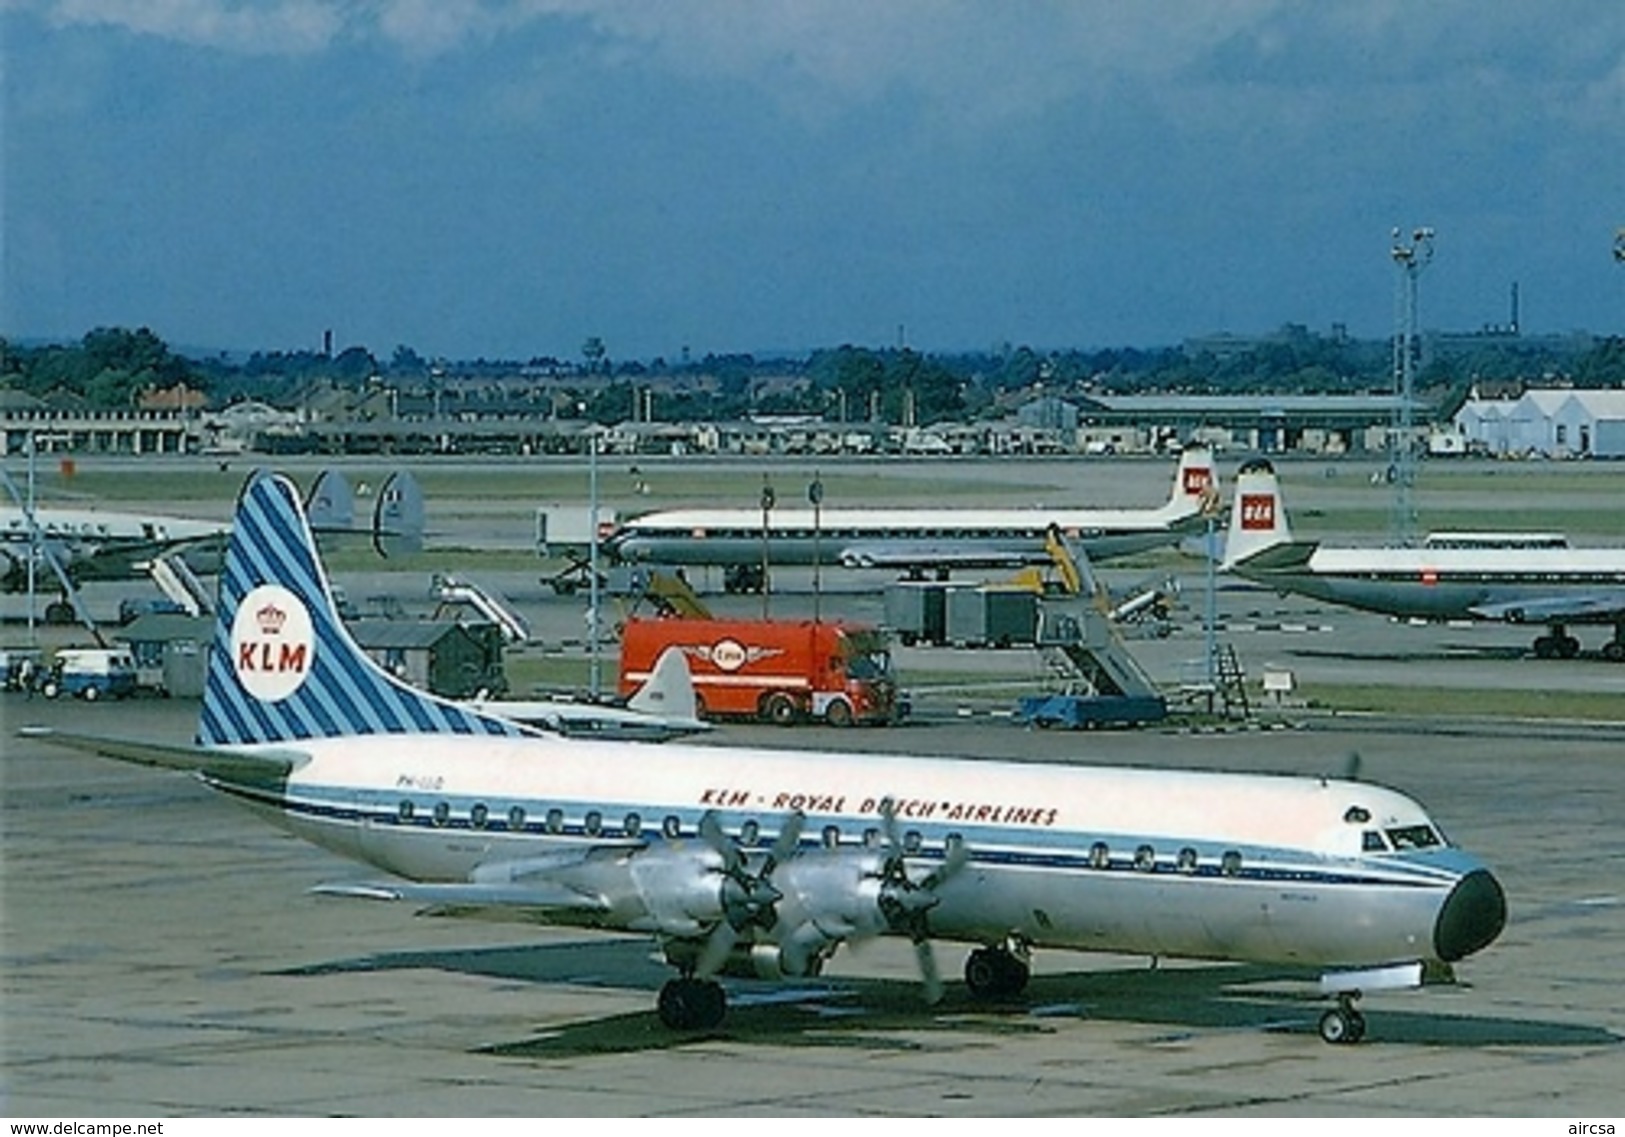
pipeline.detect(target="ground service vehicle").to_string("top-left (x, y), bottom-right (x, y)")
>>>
top-left (41, 648), bottom-right (139, 701)
top-left (618, 617), bottom-right (900, 726)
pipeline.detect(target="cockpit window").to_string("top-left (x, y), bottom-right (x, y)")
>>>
top-left (1362, 830), bottom-right (1389, 852)
top-left (1385, 825), bottom-right (1441, 850)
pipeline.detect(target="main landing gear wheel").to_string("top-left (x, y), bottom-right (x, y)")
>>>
top-left (657, 976), bottom-right (727, 1031)
top-left (964, 945), bottom-right (1031, 1000)
top-left (1318, 995), bottom-right (1367, 1045)
top-left (1533, 632), bottom-right (1580, 659)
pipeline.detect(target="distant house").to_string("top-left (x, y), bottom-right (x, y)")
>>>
top-left (138, 383), bottom-right (209, 414)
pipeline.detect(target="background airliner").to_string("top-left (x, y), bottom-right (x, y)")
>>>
top-left (1, 467), bottom-right (425, 597)
top-left (26, 470), bottom-right (1505, 1043)
top-left (1223, 458), bottom-right (1625, 660)
top-left (468, 645), bottom-right (710, 740)
top-left (0, 502), bottom-right (226, 591)
top-left (604, 448), bottom-right (1219, 581)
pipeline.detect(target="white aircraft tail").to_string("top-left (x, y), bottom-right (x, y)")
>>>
top-left (305, 468), bottom-right (425, 557)
top-left (626, 646), bottom-right (700, 723)
top-left (198, 472), bottom-right (526, 746)
top-left (1222, 458), bottom-right (1294, 568)
top-left (1167, 447), bottom-right (1219, 515)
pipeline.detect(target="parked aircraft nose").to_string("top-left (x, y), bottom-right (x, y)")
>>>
top-left (1433, 869), bottom-right (1507, 962)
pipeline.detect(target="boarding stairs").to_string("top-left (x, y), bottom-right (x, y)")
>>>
top-left (431, 574), bottom-right (532, 645)
top-left (147, 552), bottom-right (214, 617)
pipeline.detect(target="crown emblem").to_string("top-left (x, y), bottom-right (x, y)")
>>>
top-left (256, 603), bottom-right (287, 635)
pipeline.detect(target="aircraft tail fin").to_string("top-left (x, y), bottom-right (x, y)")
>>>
top-left (305, 469), bottom-right (354, 533)
top-left (1221, 458), bottom-right (1294, 568)
top-left (1168, 446), bottom-right (1219, 515)
top-left (626, 646), bottom-right (701, 724)
top-left (198, 472), bottom-right (526, 746)
top-left (373, 469), bottom-right (425, 556)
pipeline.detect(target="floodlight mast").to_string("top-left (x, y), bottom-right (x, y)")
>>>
top-left (1389, 226), bottom-right (1434, 547)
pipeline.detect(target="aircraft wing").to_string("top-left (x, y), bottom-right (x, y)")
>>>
top-left (315, 847), bottom-right (621, 920)
top-left (838, 542), bottom-right (1049, 571)
top-left (1469, 592), bottom-right (1625, 625)
top-left (313, 879), bottom-right (610, 917)
top-left (18, 726), bottom-right (308, 788)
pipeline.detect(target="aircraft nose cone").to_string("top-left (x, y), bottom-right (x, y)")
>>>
top-left (1434, 869), bottom-right (1507, 962)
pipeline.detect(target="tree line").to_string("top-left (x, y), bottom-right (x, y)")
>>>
top-left (5, 324), bottom-right (1624, 424)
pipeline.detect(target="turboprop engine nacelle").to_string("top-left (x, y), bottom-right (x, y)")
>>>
top-left (768, 848), bottom-right (892, 975)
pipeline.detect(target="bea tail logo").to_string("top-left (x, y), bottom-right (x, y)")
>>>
top-left (231, 584), bottom-right (315, 702)
top-left (1239, 492), bottom-right (1277, 532)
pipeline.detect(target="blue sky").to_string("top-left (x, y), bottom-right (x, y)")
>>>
top-left (4, 1), bottom-right (1623, 363)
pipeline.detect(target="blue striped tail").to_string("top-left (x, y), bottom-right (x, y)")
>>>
top-left (199, 472), bottom-right (526, 745)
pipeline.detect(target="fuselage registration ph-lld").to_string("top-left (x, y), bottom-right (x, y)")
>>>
top-left (26, 471), bottom-right (1506, 1043)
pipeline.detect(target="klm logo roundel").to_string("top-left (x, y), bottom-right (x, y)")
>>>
top-left (231, 584), bottom-right (316, 702)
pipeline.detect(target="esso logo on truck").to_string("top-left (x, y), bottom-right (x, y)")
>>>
top-left (709, 638), bottom-right (748, 671)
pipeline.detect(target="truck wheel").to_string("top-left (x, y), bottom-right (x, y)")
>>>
top-left (824, 699), bottom-right (854, 727)
top-left (82, 685), bottom-right (100, 702)
top-left (41, 680), bottom-right (60, 700)
top-left (763, 693), bottom-right (799, 726)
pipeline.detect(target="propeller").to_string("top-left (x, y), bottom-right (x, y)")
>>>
top-left (873, 797), bottom-right (971, 1005)
top-left (692, 810), bottom-right (801, 978)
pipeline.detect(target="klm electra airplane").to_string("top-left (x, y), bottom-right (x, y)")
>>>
top-left (603, 448), bottom-right (1219, 585)
top-left (25, 472), bottom-right (1506, 1043)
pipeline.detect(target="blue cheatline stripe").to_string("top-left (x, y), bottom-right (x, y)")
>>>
top-left (216, 781), bottom-right (1452, 894)
top-left (199, 472), bottom-right (526, 746)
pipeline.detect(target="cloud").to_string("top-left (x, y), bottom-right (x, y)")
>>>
top-left (44, 0), bottom-right (344, 54)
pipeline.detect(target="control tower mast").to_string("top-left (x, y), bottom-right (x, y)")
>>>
top-left (1389, 226), bottom-right (1434, 547)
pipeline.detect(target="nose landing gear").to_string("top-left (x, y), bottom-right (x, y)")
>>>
top-left (1318, 992), bottom-right (1367, 1044)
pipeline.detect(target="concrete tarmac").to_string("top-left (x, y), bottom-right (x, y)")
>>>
top-left (5, 452), bottom-right (1625, 1115)
top-left (3, 687), bottom-right (1622, 1117)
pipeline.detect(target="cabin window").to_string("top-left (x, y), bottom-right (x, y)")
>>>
top-left (662, 814), bottom-right (682, 839)
top-left (944, 832), bottom-right (964, 854)
top-left (585, 810), bottom-right (603, 837)
top-left (821, 824), bottom-right (841, 848)
top-left (545, 808), bottom-right (564, 834)
top-left (432, 801), bottom-right (451, 827)
top-left (1385, 825), bottom-right (1441, 850)
top-left (862, 827), bottom-right (882, 849)
top-left (397, 800), bottom-right (415, 823)
top-left (470, 803), bottom-right (489, 829)
top-left (1177, 847), bottom-right (1199, 874)
top-left (508, 806), bottom-right (527, 832)
top-left (1221, 850), bottom-right (1243, 877)
top-left (624, 812), bottom-right (642, 838)
top-left (1362, 830), bottom-right (1389, 852)
top-left (1089, 841), bottom-right (1110, 869)
top-left (741, 819), bottom-right (761, 846)
top-left (903, 830), bottom-right (924, 854)
top-left (1134, 844), bottom-right (1156, 872)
